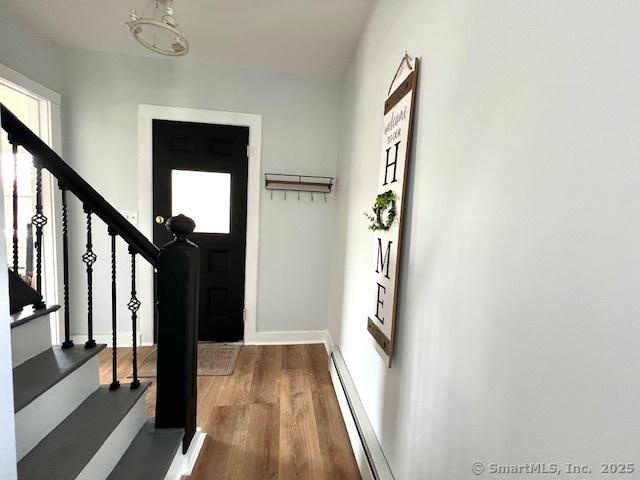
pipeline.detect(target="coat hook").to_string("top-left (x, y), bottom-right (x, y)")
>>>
top-left (324, 192), bottom-right (327, 202)
top-left (270, 189), bottom-right (273, 200)
top-left (284, 190), bottom-right (287, 201)
top-left (297, 191), bottom-right (300, 201)
top-left (311, 192), bottom-right (314, 202)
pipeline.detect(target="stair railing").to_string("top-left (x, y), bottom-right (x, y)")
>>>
top-left (1, 102), bottom-right (199, 452)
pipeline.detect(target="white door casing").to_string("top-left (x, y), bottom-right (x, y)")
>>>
top-left (137, 104), bottom-right (262, 345)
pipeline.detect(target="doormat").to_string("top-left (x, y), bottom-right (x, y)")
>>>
top-left (133, 343), bottom-right (241, 377)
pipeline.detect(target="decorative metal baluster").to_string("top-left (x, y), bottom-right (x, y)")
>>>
top-left (11, 141), bottom-right (19, 273)
top-left (109, 228), bottom-right (120, 390)
top-left (60, 184), bottom-right (73, 349)
top-left (128, 247), bottom-right (141, 389)
top-left (82, 207), bottom-right (97, 348)
top-left (31, 163), bottom-right (47, 298)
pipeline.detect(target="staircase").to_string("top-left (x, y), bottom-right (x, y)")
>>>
top-left (1, 103), bottom-right (203, 479)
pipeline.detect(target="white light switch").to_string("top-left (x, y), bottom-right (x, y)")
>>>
top-left (123, 210), bottom-right (138, 225)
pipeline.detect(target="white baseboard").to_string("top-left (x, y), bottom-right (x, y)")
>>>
top-left (323, 330), bottom-right (334, 356)
top-left (245, 329), bottom-right (329, 346)
top-left (329, 347), bottom-right (394, 480)
top-left (75, 330), bottom-right (328, 350)
top-left (71, 332), bottom-right (149, 347)
top-left (165, 427), bottom-right (206, 480)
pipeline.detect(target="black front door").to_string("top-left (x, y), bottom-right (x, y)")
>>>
top-left (153, 119), bottom-right (249, 342)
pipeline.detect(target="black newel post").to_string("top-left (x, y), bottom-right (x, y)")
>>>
top-left (155, 214), bottom-right (200, 454)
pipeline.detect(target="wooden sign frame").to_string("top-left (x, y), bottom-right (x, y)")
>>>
top-left (367, 55), bottom-right (419, 367)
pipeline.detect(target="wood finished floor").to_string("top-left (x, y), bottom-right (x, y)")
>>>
top-left (99, 344), bottom-right (361, 480)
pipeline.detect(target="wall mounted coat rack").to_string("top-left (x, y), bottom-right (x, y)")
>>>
top-left (264, 173), bottom-right (334, 201)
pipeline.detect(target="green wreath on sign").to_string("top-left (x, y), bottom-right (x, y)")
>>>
top-left (364, 190), bottom-right (397, 231)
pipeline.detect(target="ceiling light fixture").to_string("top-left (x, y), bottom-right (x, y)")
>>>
top-left (126, 0), bottom-right (189, 56)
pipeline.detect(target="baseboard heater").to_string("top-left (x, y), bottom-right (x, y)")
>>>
top-left (329, 348), bottom-right (394, 480)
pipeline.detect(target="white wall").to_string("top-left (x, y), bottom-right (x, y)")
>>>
top-left (329, 1), bottom-right (640, 478)
top-left (0, 7), bottom-right (64, 95)
top-left (0, 167), bottom-right (17, 478)
top-left (0, 172), bottom-right (17, 479)
top-left (0, 11), bottom-right (57, 477)
top-left (0, 5), bottom-right (340, 341)
top-left (61, 49), bottom-right (339, 342)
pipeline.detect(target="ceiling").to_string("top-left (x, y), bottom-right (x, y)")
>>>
top-left (1, 0), bottom-right (373, 80)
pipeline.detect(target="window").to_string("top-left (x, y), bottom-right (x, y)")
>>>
top-left (0, 81), bottom-right (44, 280)
top-left (171, 169), bottom-right (231, 234)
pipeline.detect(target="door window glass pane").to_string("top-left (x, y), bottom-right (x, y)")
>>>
top-left (171, 169), bottom-right (231, 233)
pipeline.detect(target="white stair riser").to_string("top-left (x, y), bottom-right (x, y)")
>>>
top-left (77, 392), bottom-right (147, 480)
top-left (15, 356), bottom-right (99, 460)
top-left (165, 428), bottom-right (206, 480)
top-left (11, 314), bottom-right (52, 368)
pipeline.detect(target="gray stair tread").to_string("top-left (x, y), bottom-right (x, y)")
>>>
top-left (18, 383), bottom-right (149, 480)
top-left (10, 305), bottom-right (60, 329)
top-left (107, 422), bottom-right (184, 480)
top-left (13, 344), bottom-right (106, 412)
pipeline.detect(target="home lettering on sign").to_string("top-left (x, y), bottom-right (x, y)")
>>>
top-left (367, 56), bottom-right (419, 366)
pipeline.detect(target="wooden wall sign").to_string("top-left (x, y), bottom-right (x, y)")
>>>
top-left (366, 54), bottom-right (419, 366)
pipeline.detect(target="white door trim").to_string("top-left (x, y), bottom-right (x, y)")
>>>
top-left (0, 63), bottom-right (60, 107)
top-left (137, 104), bottom-right (262, 345)
top-left (0, 61), bottom-right (62, 345)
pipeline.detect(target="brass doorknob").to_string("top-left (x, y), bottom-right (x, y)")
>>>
top-left (155, 215), bottom-right (165, 224)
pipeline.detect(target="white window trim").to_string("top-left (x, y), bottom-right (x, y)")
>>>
top-left (0, 62), bottom-right (62, 345)
top-left (138, 104), bottom-right (262, 345)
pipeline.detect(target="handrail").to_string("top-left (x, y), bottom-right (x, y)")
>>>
top-left (2, 104), bottom-right (200, 439)
top-left (0, 103), bottom-right (159, 265)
